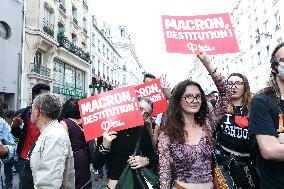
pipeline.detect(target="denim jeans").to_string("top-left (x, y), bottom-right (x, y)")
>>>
top-left (0, 162), bottom-right (3, 189)
top-left (3, 160), bottom-right (14, 188)
top-left (18, 157), bottom-right (26, 189)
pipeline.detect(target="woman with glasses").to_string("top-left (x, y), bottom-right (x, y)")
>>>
top-left (93, 97), bottom-right (157, 189)
top-left (158, 52), bottom-right (232, 189)
top-left (214, 73), bottom-right (260, 188)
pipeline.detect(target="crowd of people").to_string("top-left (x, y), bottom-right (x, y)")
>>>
top-left (0, 43), bottom-right (284, 189)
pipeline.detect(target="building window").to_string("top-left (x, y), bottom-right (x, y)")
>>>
top-left (249, 35), bottom-right (253, 49)
top-left (92, 15), bottom-right (97, 26)
top-left (257, 51), bottom-right (261, 64)
top-left (58, 22), bottom-right (65, 33)
top-left (266, 46), bottom-right (270, 58)
top-left (92, 33), bottom-right (95, 46)
top-left (121, 28), bottom-right (125, 37)
top-left (83, 17), bottom-right (87, 34)
top-left (273, 0), bottom-right (279, 6)
top-left (72, 5), bottom-right (78, 25)
top-left (59, 0), bottom-right (65, 7)
top-left (53, 61), bottom-right (65, 85)
top-left (34, 50), bottom-right (43, 67)
top-left (107, 66), bottom-right (110, 80)
top-left (65, 65), bottom-right (76, 89)
top-left (98, 59), bottom-right (101, 76)
top-left (71, 33), bottom-right (77, 45)
top-left (92, 56), bottom-right (96, 75)
top-left (92, 55), bottom-right (96, 65)
top-left (0, 21), bottom-right (11, 39)
top-left (255, 28), bottom-right (260, 44)
top-left (275, 11), bottom-right (281, 31)
top-left (53, 60), bottom-right (85, 92)
top-left (32, 50), bottom-right (48, 77)
top-left (111, 53), bottom-right (113, 63)
top-left (254, 8), bottom-right (258, 22)
top-left (43, 7), bottom-right (54, 28)
top-left (122, 74), bottom-right (126, 85)
top-left (82, 42), bottom-right (86, 51)
top-left (98, 39), bottom-right (101, 52)
top-left (76, 69), bottom-right (84, 90)
top-left (103, 44), bottom-right (105, 55)
top-left (83, 0), bottom-right (88, 9)
top-left (103, 64), bottom-right (105, 78)
top-left (264, 20), bottom-right (268, 33)
top-left (248, 15), bottom-right (251, 28)
top-left (59, 0), bottom-right (66, 12)
top-left (111, 69), bottom-right (114, 83)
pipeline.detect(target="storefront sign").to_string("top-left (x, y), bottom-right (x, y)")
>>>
top-left (53, 87), bottom-right (87, 98)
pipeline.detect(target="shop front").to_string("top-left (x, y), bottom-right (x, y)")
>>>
top-left (53, 59), bottom-right (88, 101)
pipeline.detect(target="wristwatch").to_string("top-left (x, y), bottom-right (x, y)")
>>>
top-left (98, 144), bottom-right (110, 155)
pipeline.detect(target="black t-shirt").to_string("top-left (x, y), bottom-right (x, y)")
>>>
top-left (216, 106), bottom-right (251, 153)
top-left (93, 126), bottom-right (157, 180)
top-left (249, 94), bottom-right (284, 189)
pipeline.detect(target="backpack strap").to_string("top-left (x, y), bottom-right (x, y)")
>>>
top-left (133, 126), bottom-right (144, 156)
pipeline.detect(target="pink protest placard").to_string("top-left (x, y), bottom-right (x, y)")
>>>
top-left (78, 86), bottom-right (144, 141)
top-left (161, 13), bottom-right (239, 55)
top-left (135, 79), bottom-right (167, 116)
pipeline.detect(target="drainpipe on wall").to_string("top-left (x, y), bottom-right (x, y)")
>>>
top-left (19, 0), bottom-right (26, 109)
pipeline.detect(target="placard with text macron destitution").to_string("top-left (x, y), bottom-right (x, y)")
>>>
top-left (161, 13), bottom-right (239, 55)
top-left (78, 86), bottom-right (144, 141)
top-left (135, 79), bottom-right (167, 116)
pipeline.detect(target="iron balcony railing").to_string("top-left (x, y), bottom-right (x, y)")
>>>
top-left (83, 1), bottom-right (88, 9)
top-left (57, 34), bottom-right (91, 63)
top-left (73, 18), bottom-right (78, 25)
top-left (42, 18), bottom-right (54, 37)
top-left (59, 4), bottom-right (66, 13)
top-left (31, 63), bottom-right (51, 77)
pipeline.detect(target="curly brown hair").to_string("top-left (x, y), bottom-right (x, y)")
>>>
top-left (161, 79), bottom-right (208, 144)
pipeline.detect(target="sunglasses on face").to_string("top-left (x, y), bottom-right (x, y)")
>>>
top-left (181, 94), bottom-right (202, 103)
top-left (140, 107), bottom-right (151, 118)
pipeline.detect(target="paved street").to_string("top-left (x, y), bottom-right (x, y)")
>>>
top-left (0, 166), bottom-right (107, 189)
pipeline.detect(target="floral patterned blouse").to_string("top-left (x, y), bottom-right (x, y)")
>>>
top-left (158, 76), bottom-right (231, 189)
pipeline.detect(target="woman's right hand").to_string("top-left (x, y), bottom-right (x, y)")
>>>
top-left (197, 51), bottom-right (219, 78)
top-left (102, 127), bottom-right (117, 148)
top-left (197, 51), bottom-right (211, 65)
